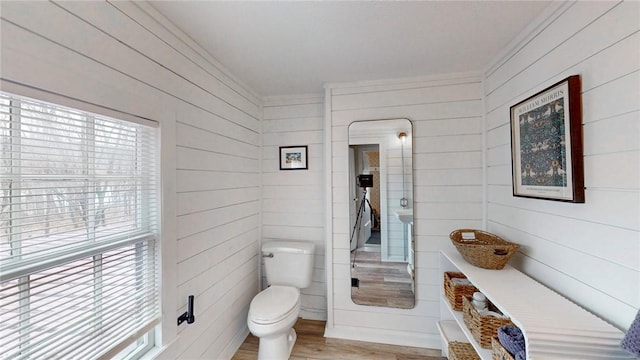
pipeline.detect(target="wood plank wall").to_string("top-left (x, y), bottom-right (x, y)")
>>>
top-left (262, 95), bottom-right (326, 320)
top-left (0, 2), bottom-right (262, 358)
top-left (325, 75), bottom-right (484, 347)
top-left (484, 1), bottom-right (639, 330)
top-left (5, 2), bottom-right (638, 358)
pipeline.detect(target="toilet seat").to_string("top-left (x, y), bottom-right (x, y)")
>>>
top-left (249, 285), bottom-right (299, 325)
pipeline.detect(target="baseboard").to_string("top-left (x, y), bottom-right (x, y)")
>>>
top-left (324, 324), bottom-right (442, 350)
top-left (300, 309), bottom-right (328, 321)
top-left (220, 326), bottom-right (250, 360)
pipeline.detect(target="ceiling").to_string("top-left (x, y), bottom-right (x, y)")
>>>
top-left (150, 1), bottom-right (552, 97)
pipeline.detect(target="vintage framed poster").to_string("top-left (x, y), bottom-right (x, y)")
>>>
top-left (279, 145), bottom-right (308, 170)
top-left (510, 75), bottom-right (584, 203)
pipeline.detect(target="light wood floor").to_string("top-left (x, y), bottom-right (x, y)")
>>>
top-left (350, 246), bottom-right (414, 308)
top-left (232, 318), bottom-right (445, 360)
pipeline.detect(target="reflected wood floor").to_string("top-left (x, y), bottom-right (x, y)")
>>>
top-left (232, 319), bottom-right (445, 360)
top-left (350, 246), bottom-right (414, 308)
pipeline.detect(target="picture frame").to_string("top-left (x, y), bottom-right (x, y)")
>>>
top-left (510, 75), bottom-right (584, 203)
top-left (279, 145), bottom-right (308, 170)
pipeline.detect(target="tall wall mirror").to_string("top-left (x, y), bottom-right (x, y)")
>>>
top-left (348, 118), bottom-right (414, 309)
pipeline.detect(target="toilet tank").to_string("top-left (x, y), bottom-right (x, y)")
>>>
top-left (262, 240), bottom-right (315, 288)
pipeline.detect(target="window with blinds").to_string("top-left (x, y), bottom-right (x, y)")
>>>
top-left (0, 92), bottom-right (160, 359)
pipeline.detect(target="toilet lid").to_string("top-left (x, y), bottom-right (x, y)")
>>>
top-left (250, 286), bottom-right (299, 324)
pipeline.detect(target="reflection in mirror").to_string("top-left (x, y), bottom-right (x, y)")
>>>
top-left (348, 118), bottom-right (414, 309)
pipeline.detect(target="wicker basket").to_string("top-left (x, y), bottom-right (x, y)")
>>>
top-left (448, 341), bottom-right (480, 360)
top-left (444, 272), bottom-right (478, 311)
top-left (492, 337), bottom-right (515, 360)
top-left (462, 296), bottom-right (514, 348)
top-left (450, 229), bottom-right (519, 270)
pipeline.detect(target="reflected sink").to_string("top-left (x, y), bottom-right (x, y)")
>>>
top-left (394, 209), bottom-right (413, 224)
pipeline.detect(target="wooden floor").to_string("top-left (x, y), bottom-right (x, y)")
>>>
top-left (232, 319), bottom-right (445, 360)
top-left (350, 246), bottom-right (414, 308)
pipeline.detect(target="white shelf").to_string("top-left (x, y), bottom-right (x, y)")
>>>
top-left (438, 320), bottom-right (467, 359)
top-left (438, 320), bottom-right (467, 343)
top-left (439, 250), bottom-right (634, 360)
top-left (439, 296), bottom-right (492, 359)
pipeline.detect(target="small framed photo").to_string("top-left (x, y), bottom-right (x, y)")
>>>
top-left (279, 145), bottom-right (308, 170)
top-left (510, 75), bottom-right (584, 203)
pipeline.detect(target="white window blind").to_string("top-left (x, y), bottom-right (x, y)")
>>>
top-left (0, 92), bottom-right (160, 359)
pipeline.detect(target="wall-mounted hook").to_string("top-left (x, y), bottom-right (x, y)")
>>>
top-left (177, 295), bottom-right (195, 326)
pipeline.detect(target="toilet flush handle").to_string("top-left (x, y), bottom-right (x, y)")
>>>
top-left (262, 252), bottom-right (274, 258)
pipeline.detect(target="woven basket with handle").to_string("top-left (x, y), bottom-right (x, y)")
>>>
top-left (443, 271), bottom-right (477, 311)
top-left (492, 337), bottom-right (516, 360)
top-left (450, 229), bottom-right (519, 270)
top-left (448, 341), bottom-right (480, 360)
top-left (463, 296), bottom-right (514, 348)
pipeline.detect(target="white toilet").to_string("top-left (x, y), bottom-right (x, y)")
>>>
top-left (248, 240), bottom-right (315, 360)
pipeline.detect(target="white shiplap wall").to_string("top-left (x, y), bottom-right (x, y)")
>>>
top-left (324, 75), bottom-right (484, 347)
top-left (262, 95), bottom-right (326, 320)
top-left (484, 1), bottom-right (640, 330)
top-left (0, 1), bottom-right (262, 358)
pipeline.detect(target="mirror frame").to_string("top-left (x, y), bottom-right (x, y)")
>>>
top-left (347, 118), bottom-right (414, 309)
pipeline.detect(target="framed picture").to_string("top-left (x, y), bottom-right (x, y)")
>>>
top-left (279, 145), bottom-right (308, 170)
top-left (510, 75), bottom-right (584, 203)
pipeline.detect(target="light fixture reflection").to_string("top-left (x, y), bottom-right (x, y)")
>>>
top-left (398, 132), bottom-right (408, 208)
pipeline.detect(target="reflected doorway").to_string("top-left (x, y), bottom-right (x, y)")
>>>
top-left (349, 145), bottom-right (381, 252)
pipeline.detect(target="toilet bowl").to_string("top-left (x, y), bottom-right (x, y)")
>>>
top-left (248, 286), bottom-right (300, 359)
top-left (247, 240), bottom-right (315, 360)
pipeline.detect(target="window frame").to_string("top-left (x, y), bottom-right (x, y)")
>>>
top-left (0, 91), bottom-right (161, 360)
